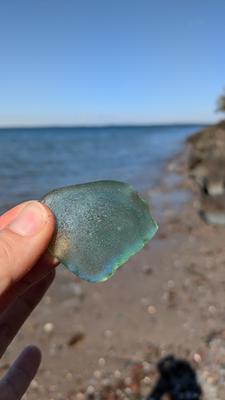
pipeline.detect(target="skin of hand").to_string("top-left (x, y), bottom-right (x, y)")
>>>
top-left (0, 200), bottom-right (58, 400)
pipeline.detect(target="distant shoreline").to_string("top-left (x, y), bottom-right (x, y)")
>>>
top-left (0, 122), bottom-right (209, 131)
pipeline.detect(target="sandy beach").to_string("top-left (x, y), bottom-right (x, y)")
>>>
top-left (1, 134), bottom-right (225, 400)
top-left (1, 2), bottom-right (224, 398)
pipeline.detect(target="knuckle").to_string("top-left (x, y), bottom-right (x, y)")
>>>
top-left (0, 235), bottom-right (16, 290)
top-left (0, 236), bottom-right (16, 271)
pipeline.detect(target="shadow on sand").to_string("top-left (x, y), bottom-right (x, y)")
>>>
top-left (147, 355), bottom-right (202, 400)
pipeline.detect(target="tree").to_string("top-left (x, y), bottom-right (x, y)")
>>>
top-left (217, 89), bottom-right (225, 113)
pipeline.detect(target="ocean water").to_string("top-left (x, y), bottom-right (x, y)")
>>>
top-left (0, 125), bottom-right (202, 213)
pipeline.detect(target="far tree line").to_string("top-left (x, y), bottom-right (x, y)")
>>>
top-left (217, 90), bottom-right (225, 113)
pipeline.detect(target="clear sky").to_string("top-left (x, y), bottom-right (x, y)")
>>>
top-left (0, 0), bottom-right (225, 127)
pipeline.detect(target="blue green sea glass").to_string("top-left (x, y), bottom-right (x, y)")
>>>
top-left (41, 181), bottom-right (158, 282)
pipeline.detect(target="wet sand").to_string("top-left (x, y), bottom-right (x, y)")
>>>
top-left (2, 145), bottom-right (225, 399)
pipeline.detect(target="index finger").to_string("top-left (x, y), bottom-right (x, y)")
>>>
top-left (0, 346), bottom-right (41, 400)
top-left (0, 271), bottom-right (55, 358)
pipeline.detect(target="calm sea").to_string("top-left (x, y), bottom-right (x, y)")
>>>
top-left (0, 125), bottom-right (202, 213)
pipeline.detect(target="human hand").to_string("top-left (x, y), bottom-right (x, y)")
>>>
top-left (0, 201), bottom-right (57, 399)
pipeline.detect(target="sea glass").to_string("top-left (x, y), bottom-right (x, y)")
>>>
top-left (41, 181), bottom-right (158, 282)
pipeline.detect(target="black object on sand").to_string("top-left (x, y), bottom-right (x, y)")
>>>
top-left (147, 355), bottom-right (202, 400)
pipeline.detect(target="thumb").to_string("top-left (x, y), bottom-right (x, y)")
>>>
top-left (0, 201), bottom-right (55, 296)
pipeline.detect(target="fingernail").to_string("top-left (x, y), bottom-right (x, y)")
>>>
top-left (8, 202), bottom-right (48, 236)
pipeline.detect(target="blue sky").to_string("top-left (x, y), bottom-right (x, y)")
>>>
top-left (0, 0), bottom-right (225, 127)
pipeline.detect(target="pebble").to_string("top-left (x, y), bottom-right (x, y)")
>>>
top-left (114, 370), bottom-right (121, 379)
top-left (30, 379), bottom-right (39, 390)
top-left (147, 305), bottom-right (156, 315)
top-left (86, 385), bottom-right (95, 394)
top-left (208, 305), bottom-right (217, 315)
top-left (124, 387), bottom-right (132, 395)
top-left (124, 377), bottom-right (132, 386)
top-left (60, 282), bottom-right (84, 299)
top-left (66, 372), bottom-right (73, 381)
top-left (49, 343), bottom-right (63, 356)
top-left (104, 329), bottom-right (113, 338)
top-left (72, 283), bottom-right (84, 298)
top-left (98, 358), bottom-right (106, 368)
top-left (101, 378), bottom-right (111, 387)
top-left (94, 370), bottom-right (102, 379)
top-left (88, 378), bottom-right (97, 386)
top-left (43, 322), bottom-right (54, 334)
top-left (193, 353), bottom-right (202, 363)
top-left (67, 332), bottom-right (85, 347)
top-left (142, 265), bottom-right (152, 274)
top-left (142, 361), bottom-right (151, 373)
top-left (76, 393), bottom-right (85, 400)
top-left (206, 375), bottom-right (218, 385)
top-left (143, 376), bottom-right (151, 385)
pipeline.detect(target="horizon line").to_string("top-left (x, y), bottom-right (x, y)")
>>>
top-left (0, 121), bottom-right (211, 130)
